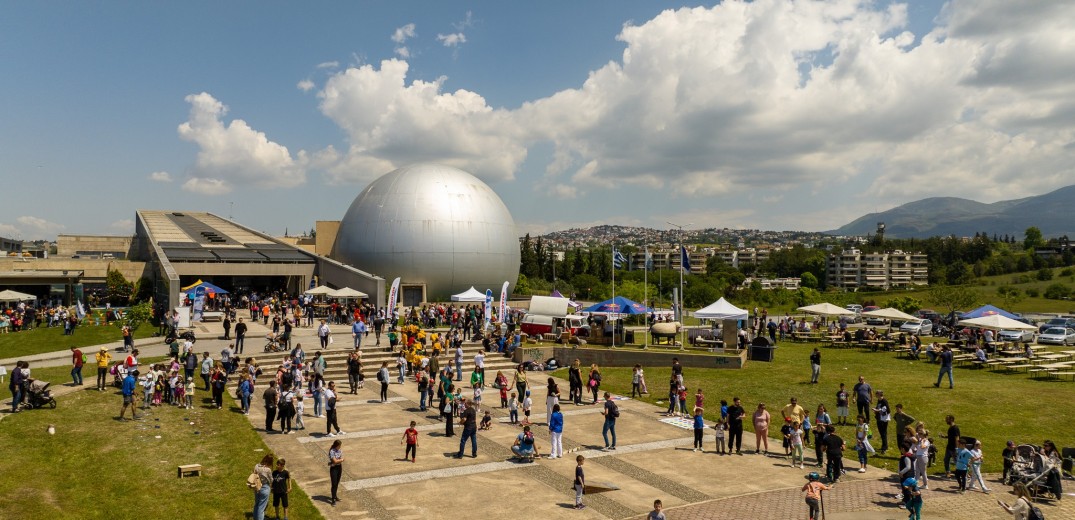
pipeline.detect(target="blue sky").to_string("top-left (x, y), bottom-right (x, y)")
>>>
top-left (3, 1), bottom-right (1073, 241)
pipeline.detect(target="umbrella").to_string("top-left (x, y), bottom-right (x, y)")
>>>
top-left (329, 287), bottom-right (368, 299)
top-left (0, 289), bottom-right (36, 302)
top-left (183, 280), bottom-right (229, 297)
top-left (797, 303), bottom-right (855, 317)
top-left (960, 304), bottom-right (1019, 320)
top-left (583, 296), bottom-right (652, 315)
top-left (305, 285), bottom-right (334, 296)
top-left (957, 315), bottom-right (1036, 331)
top-left (860, 307), bottom-right (918, 322)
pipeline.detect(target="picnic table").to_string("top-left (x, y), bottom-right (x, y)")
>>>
top-left (792, 331), bottom-right (822, 342)
top-left (864, 339), bottom-right (896, 351)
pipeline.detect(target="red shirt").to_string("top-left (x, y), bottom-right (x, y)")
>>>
top-left (72, 349), bottom-right (83, 367)
top-left (404, 428), bottom-right (419, 445)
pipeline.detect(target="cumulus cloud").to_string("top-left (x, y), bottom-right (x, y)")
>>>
top-left (316, 59), bottom-right (526, 184)
top-left (177, 92), bottom-right (307, 194)
top-left (297, 79), bottom-right (315, 92)
top-left (17, 216), bottom-right (65, 235)
top-left (148, 171), bottom-right (173, 183)
top-left (392, 23), bottom-right (416, 58)
top-left (0, 223), bottom-right (20, 237)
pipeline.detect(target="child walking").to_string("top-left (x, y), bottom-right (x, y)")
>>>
top-left (152, 376), bottom-right (164, 406)
top-left (802, 473), bottom-right (830, 520)
top-left (573, 455), bottom-right (586, 510)
top-left (509, 392), bottom-right (519, 424)
top-left (790, 421), bottom-right (805, 468)
top-left (781, 418), bottom-right (794, 457)
top-left (692, 407), bottom-right (705, 452)
top-left (694, 388), bottom-right (704, 410)
top-left (903, 477), bottom-right (923, 520)
top-left (294, 395), bottom-right (305, 430)
top-left (184, 377), bottom-right (194, 409)
top-left (401, 420), bottom-right (419, 462)
top-left (521, 390), bottom-right (533, 426)
top-left (499, 382), bottom-right (508, 408)
top-left (173, 376), bottom-right (186, 407)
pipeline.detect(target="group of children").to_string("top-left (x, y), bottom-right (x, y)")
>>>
top-left (139, 363), bottom-right (194, 409)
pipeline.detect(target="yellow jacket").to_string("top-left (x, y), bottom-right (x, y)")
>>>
top-left (96, 350), bottom-right (112, 368)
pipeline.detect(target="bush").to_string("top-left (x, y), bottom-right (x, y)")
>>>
top-left (1037, 268), bottom-right (1054, 281)
top-left (1060, 268), bottom-right (1075, 277)
top-left (1043, 283), bottom-right (1071, 300)
top-left (1026, 288), bottom-right (1040, 298)
top-left (1012, 274), bottom-right (1032, 284)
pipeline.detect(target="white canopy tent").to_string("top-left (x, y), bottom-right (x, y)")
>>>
top-left (451, 286), bottom-right (487, 302)
top-left (329, 287), bottom-right (368, 299)
top-left (958, 314), bottom-right (1037, 331)
top-left (693, 297), bottom-right (748, 320)
top-left (304, 285), bottom-right (334, 296)
top-left (861, 307), bottom-right (918, 322)
top-left (0, 289), bottom-right (36, 303)
top-left (797, 303), bottom-right (855, 317)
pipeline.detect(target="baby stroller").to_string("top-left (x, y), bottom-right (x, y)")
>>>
top-left (1007, 444), bottom-right (1063, 500)
top-left (21, 379), bottom-right (57, 410)
top-left (111, 363), bottom-right (129, 388)
top-left (264, 332), bottom-right (286, 353)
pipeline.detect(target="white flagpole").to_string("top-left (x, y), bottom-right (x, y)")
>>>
top-left (644, 245), bottom-right (649, 349)
top-left (611, 246), bottom-right (616, 348)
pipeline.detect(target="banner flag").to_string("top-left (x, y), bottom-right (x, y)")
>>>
top-left (499, 281), bottom-right (509, 323)
top-left (484, 289), bottom-right (494, 327)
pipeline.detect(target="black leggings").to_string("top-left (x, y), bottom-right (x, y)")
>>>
top-left (97, 367), bottom-right (108, 389)
top-left (380, 382), bottom-right (388, 402)
top-left (955, 469), bottom-right (967, 491)
top-left (405, 444), bottom-right (416, 460)
top-left (632, 383), bottom-right (641, 398)
top-left (329, 464), bottom-right (342, 500)
top-left (806, 497), bottom-right (820, 519)
top-left (694, 428), bottom-right (704, 448)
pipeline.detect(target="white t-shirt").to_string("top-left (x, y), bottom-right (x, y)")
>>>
top-left (474, 353), bottom-right (484, 368)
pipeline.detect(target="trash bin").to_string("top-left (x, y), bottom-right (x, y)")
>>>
top-left (749, 336), bottom-right (777, 362)
top-left (625, 330), bottom-right (635, 344)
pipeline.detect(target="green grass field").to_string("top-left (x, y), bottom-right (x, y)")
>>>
top-left (0, 321), bottom-right (156, 359)
top-left (580, 341), bottom-right (1075, 474)
top-left (0, 359), bottom-right (323, 519)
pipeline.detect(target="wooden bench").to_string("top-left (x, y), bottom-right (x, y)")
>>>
top-left (177, 464), bottom-right (203, 478)
top-left (1052, 371), bottom-right (1075, 381)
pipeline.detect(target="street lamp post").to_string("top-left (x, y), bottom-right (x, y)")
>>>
top-left (667, 221), bottom-right (692, 350)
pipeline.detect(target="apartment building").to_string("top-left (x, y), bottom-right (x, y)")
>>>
top-left (827, 248), bottom-right (928, 290)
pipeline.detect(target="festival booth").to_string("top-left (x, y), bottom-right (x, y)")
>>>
top-left (693, 297), bottom-right (748, 348)
top-left (182, 280), bottom-right (229, 321)
top-left (451, 286), bottom-right (487, 302)
top-left (583, 296), bottom-right (652, 345)
top-left (0, 289), bottom-right (37, 304)
top-left (329, 287), bottom-right (368, 300)
top-left (549, 289), bottom-right (583, 311)
top-left (304, 285), bottom-right (336, 319)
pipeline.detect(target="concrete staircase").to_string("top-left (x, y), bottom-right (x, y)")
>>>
top-left (313, 341), bottom-right (519, 384)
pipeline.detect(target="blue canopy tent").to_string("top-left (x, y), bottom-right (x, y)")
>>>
top-left (583, 296), bottom-right (652, 315)
top-left (961, 304), bottom-right (1018, 320)
top-left (183, 280), bottom-right (229, 297)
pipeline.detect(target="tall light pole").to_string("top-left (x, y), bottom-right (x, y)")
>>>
top-left (667, 221), bottom-right (692, 350)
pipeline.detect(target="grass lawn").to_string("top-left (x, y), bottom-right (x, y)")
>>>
top-left (576, 342), bottom-right (1075, 474)
top-left (0, 359), bottom-right (323, 519)
top-left (0, 321), bottom-right (156, 359)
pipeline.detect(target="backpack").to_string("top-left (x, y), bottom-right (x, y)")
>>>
top-left (376, 370), bottom-right (385, 382)
top-left (246, 471), bottom-right (260, 489)
top-left (1023, 498), bottom-right (1045, 520)
top-left (611, 403), bottom-right (620, 418)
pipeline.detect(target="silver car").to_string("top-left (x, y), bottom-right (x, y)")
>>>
top-left (998, 329), bottom-right (1035, 344)
top-left (1037, 327), bottom-right (1075, 346)
top-left (899, 319), bottom-right (933, 336)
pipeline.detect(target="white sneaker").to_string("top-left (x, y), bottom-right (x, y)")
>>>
top-left (858, 468), bottom-right (866, 473)
top-left (338, 431), bottom-right (347, 435)
top-left (327, 433), bottom-right (336, 437)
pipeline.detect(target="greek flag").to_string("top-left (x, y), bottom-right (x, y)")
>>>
top-left (613, 248), bottom-right (627, 269)
top-left (645, 248), bottom-right (654, 271)
top-left (681, 245), bottom-right (692, 272)
top-left (76, 300), bottom-right (86, 319)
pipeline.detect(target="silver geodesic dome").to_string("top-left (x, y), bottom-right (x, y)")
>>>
top-left (333, 163), bottom-right (520, 301)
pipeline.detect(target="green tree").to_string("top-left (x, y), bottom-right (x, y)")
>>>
top-left (117, 300), bottom-right (153, 333)
top-left (1024, 226), bottom-right (1045, 251)
top-left (519, 234), bottom-right (538, 279)
top-left (105, 268), bottom-right (134, 306)
top-left (1036, 267), bottom-right (1054, 281)
top-left (571, 274), bottom-right (605, 301)
top-left (885, 296), bottom-right (922, 314)
top-left (684, 280), bottom-right (721, 308)
top-left (945, 260), bottom-right (973, 285)
top-left (1043, 283), bottom-right (1071, 300)
top-left (996, 286), bottom-right (1023, 308)
top-left (131, 277), bottom-right (155, 303)
top-left (515, 274), bottom-right (533, 296)
top-left (613, 279), bottom-right (658, 305)
top-left (926, 285), bottom-right (977, 315)
top-left (800, 271), bottom-right (818, 289)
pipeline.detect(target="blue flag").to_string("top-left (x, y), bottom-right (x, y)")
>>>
top-left (613, 248), bottom-right (627, 269)
top-left (645, 248), bottom-right (653, 271)
top-left (681, 245), bottom-right (691, 272)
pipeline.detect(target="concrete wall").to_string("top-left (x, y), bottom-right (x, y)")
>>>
top-left (316, 256), bottom-right (385, 306)
top-left (513, 346), bottom-right (748, 370)
top-left (56, 234), bottom-right (134, 258)
top-left (0, 258), bottom-right (149, 284)
top-left (316, 220), bottom-right (340, 257)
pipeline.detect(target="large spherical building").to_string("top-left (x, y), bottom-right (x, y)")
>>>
top-left (333, 163), bottom-right (520, 303)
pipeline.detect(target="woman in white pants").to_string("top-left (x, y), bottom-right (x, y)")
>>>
top-left (549, 403), bottom-right (564, 458)
top-left (967, 440), bottom-right (990, 493)
top-left (914, 427), bottom-right (931, 490)
top-left (546, 377), bottom-right (560, 424)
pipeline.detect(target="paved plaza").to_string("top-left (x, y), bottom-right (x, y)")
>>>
top-left (5, 322), bottom-right (1073, 519)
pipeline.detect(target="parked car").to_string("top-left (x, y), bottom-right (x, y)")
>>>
top-left (900, 319), bottom-right (934, 336)
top-left (916, 309), bottom-right (942, 324)
top-left (1037, 327), bottom-right (1075, 346)
top-left (1037, 317), bottom-right (1075, 334)
top-left (862, 305), bottom-right (887, 325)
top-left (844, 304), bottom-right (863, 323)
top-left (998, 329), bottom-right (1035, 344)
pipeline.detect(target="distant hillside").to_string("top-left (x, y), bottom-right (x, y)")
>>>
top-left (830, 186), bottom-right (1075, 238)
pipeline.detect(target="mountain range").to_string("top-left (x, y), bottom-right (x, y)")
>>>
top-left (830, 185), bottom-right (1075, 239)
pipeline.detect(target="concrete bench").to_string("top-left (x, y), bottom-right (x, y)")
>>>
top-left (201, 312), bottom-right (224, 322)
top-left (177, 464), bottom-right (202, 478)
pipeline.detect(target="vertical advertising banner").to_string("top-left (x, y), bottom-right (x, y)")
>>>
top-left (498, 281), bottom-right (509, 323)
top-left (484, 289), bottom-right (493, 328)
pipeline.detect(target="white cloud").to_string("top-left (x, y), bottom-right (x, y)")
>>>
top-left (392, 23), bottom-right (416, 58)
top-left (316, 59), bottom-right (526, 184)
top-left (16, 216), bottom-right (65, 235)
top-left (109, 219), bottom-right (135, 233)
top-left (297, 79), bottom-right (315, 92)
top-left (436, 33), bottom-right (466, 47)
top-left (148, 171), bottom-right (173, 183)
top-left (316, 61), bottom-right (340, 70)
top-left (177, 92), bottom-right (307, 194)
top-left (0, 223), bottom-right (20, 237)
